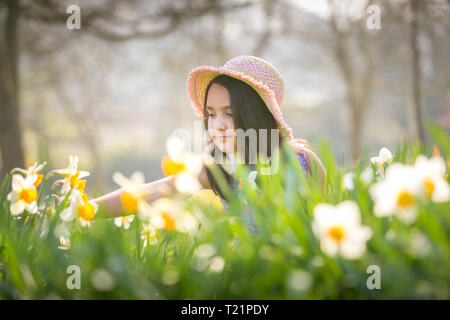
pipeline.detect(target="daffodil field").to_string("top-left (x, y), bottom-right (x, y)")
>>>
top-left (0, 123), bottom-right (449, 299)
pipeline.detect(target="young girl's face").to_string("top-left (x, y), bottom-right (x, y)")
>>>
top-left (206, 83), bottom-right (236, 154)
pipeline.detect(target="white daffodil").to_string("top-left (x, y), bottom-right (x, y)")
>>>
top-left (112, 171), bottom-right (149, 215)
top-left (369, 163), bottom-right (421, 224)
top-left (161, 134), bottom-right (203, 195)
top-left (58, 235), bottom-right (71, 250)
top-left (138, 197), bottom-right (198, 234)
top-left (55, 156), bottom-right (89, 195)
top-left (7, 174), bottom-right (39, 215)
top-left (141, 222), bottom-right (158, 247)
top-left (114, 215), bottom-right (135, 229)
top-left (60, 189), bottom-right (97, 227)
top-left (312, 201), bottom-right (372, 259)
top-left (371, 147), bottom-right (393, 177)
top-left (27, 161), bottom-right (46, 189)
top-left (343, 172), bottom-right (355, 191)
top-left (360, 166), bottom-right (374, 185)
top-left (12, 161), bottom-right (47, 188)
top-left (413, 155), bottom-right (450, 203)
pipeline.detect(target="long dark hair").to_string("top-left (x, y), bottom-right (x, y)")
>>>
top-left (203, 74), bottom-right (286, 201)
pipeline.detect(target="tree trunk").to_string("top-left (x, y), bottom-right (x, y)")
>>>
top-left (410, 0), bottom-right (425, 144)
top-left (0, 0), bottom-right (25, 178)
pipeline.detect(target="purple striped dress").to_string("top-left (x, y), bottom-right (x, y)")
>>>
top-left (220, 153), bottom-right (309, 247)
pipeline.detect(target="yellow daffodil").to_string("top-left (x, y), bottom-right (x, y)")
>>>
top-left (369, 163), bottom-right (421, 224)
top-left (7, 174), bottom-right (39, 215)
top-left (413, 155), bottom-right (450, 202)
top-left (139, 197), bottom-right (198, 234)
top-left (26, 162), bottom-right (46, 188)
top-left (313, 201), bottom-right (372, 259)
top-left (114, 215), bottom-right (135, 229)
top-left (11, 161), bottom-right (47, 188)
top-left (112, 171), bottom-right (148, 215)
top-left (60, 189), bottom-right (97, 227)
top-left (161, 134), bottom-right (203, 195)
top-left (55, 156), bottom-right (89, 195)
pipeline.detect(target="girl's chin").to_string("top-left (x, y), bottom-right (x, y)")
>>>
top-left (214, 140), bottom-right (234, 153)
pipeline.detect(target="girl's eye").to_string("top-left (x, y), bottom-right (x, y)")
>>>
top-left (226, 113), bottom-right (233, 116)
top-left (208, 113), bottom-right (215, 118)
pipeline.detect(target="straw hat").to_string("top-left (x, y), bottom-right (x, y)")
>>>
top-left (186, 55), bottom-right (294, 140)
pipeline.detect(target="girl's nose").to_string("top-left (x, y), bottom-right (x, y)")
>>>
top-left (214, 115), bottom-right (228, 130)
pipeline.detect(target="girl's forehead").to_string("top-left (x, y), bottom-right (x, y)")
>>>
top-left (206, 83), bottom-right (230, 105)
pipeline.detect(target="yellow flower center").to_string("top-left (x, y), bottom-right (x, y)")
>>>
top-left (20, 189), bottom-right (38, 204)
top-left (34, 174), bottom-right (44, 188)
top-left (397, 190), bottom-right (414, 209)
top-left (161, 156), bottom-right (185, 176)
top-left (424, 178), bottom-right (435, 197)
top-left (328, 225), bottom-right (345, 243)
top-left (70, 170), bottom-right (80, 186)
top-left (120, 192), bottom-right (138, 214)
top-left (77, 202), bottom-right (96, 221)
top-left (69, 171), bottom-right (86, 192)
top-left (162, 212), bottom-right (176, 230)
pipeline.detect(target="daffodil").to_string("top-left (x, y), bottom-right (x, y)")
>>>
top-left (369, 163), bottom-right (421, 224)
top-left (114, 215), bottom-right (135, 229)
top-left (55, 156), bottom-right (89, 195)
top-left (112, 171), bottom-right (149, 215)
top-left (413, 155), bottom-right (450, 202)
top-left (139, 197), bottom-right (198, 233)
top-left (312, 201), bottom-right (372, 259)
top-left (60, 189), bottom-right (97, 227)
top-left (161, 134), bottom-right (203, 195)
top-left (58, 235), bottom-right (71, 250)
top-left (371, 147), bottom-right (393, 177)
top-left (7, 174), bottom-right (39, 215)
top-left (11, 161), bottom-right (47, 188)
top-left (360, 166), bottom-right (374, 185)
top-left (342, 172), bottom-right (355, 191)
top-left (141, 222), bottom-right (158, 247)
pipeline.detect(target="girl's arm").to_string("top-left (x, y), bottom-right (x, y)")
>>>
top-left (91, 166), bottom-right (212, 218)
top-left (91, 175), bottom-right (176, 218)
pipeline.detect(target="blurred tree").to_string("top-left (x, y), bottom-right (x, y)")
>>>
top-left (0, 0), bottom-right (24, 178)
top-left (0, 0), bottom-right (254, 178)
top-left (409, 0), bottom-right (425, 145)
top-left (327, 0), bottom-right (375, 161)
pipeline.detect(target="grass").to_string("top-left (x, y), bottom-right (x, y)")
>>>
top-left (0, 123), bottom-right (449, 299)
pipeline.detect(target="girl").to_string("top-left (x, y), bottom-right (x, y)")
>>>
top-left (92, 56), bottom-right (326, 229)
